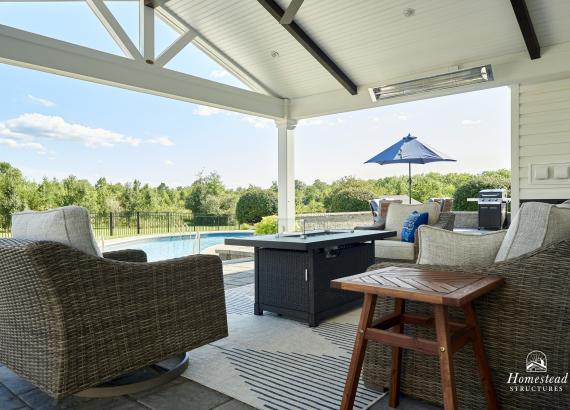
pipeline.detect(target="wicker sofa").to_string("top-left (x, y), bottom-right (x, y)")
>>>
top-left (362, 202), bottom-right (570, 409)
top-left (0, 207), bottom-right (228, 399)
top-left (358, 202), bottom-right (455, 262)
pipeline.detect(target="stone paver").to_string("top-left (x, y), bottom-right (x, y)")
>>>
top-left (0, 385), bottom-right (27, 410)
top-left (136, 380), bottom-right (232, 410)
top-left (222, 260), bottom-right (254, 289)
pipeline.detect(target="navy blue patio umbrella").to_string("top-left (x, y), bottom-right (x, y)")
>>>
top-left (365, 134), bottom-right (456, 204)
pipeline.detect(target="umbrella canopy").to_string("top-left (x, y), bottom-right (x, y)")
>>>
top-left (365, 134), bottom-right (456, 203)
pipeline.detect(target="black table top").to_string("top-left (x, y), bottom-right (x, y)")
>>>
top-left (225, 229), bottom-right (396, 251)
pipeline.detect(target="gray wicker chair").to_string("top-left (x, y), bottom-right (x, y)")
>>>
top-left (0, 238), bottom-right (228, 399)
top-left (362, 203), bottom-right (570, 409)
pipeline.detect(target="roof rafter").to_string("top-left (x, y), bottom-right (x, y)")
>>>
top-left (280, 0), bottom-right (304, 25)
top-left (154, 29), bottom-right (196, 67)
top-left (510, 0), bottom-right (540, 60)
top-left (86, 0), bottom-right (142, 60)
top-left (257, 0), bottom-right (357, 95)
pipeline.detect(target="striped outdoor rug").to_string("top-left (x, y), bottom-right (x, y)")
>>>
top-left (184, 284), bottom-right (385, 410)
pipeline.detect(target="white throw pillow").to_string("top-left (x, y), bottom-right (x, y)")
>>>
top-left (11, 206), bottom-right (102, 257)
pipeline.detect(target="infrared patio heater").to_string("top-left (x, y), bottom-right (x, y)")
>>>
top-left (368, 65), bottom-right (494, 101)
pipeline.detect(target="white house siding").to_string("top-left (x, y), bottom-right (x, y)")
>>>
top-left (512, 78), bottom-right (570, 210)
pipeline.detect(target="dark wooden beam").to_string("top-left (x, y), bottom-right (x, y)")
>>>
top-left (144, 0), bottom-right (169, 9)
top-left (257, 0), bottom-right (358, 95)
top-left (510, 0), bottom-right (541, 59)
top-left (280, 0), bottom-right (304, 25)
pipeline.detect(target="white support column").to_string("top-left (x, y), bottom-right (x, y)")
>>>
top-left (139, 1), bottom-right (154, 63)
top-left (276, 119), bottom-right (297, 233)
top-left (510, 83), bottom-right (520, 215)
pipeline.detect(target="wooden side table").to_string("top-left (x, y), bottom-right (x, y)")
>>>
top-left (331, 266), bottom-right (505, 410)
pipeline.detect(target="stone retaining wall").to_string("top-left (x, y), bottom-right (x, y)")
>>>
top-left (296, 211), bottom-right (372, 230)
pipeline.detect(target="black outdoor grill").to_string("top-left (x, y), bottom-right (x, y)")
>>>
top-left (476, 189), bottom-right (509, 230)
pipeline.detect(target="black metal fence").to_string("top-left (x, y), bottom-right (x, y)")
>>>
top-left (0, 212), bottom-right (241, 239)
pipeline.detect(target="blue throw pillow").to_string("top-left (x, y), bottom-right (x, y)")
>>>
top-left (401, 211), bottom-right (429, 243)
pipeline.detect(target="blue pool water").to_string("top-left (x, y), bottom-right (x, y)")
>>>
top-left (104, 232), bottom-right (253, 262)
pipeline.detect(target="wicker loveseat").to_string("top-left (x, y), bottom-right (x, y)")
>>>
top-left (362, 202), bottom-right (570, 409)
top-left (0, 207), bottom-right (228, 399)
top-left (357, 202), bottom-right (455, 262)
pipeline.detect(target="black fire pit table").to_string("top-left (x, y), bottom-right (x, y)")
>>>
top-left (225, 229), bottom-right (396, 326)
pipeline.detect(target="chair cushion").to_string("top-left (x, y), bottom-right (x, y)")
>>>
top-left (401, 211), bottom-right (428, 243)
top-left (495, 202), bottom-right (570, 262)
top-left (11, 206), bottom-right (101, 257)
top-left (385, 202), bottom-right (441, 239)
top-left (375, 239), bottom-right (415, 261)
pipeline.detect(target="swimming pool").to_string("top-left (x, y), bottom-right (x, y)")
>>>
top-left (104, 232), bottom-right (253, 262)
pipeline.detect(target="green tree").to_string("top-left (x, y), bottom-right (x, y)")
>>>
top-left (0, 163), bottom-right (25, 228)
top-left (454, 171), bottom-right (511, 211)
top-left (254, 215), bottom-right (278, 235)
top-left (60, 176), bottom-right (96, 209)
top-left (185, 171), bottom-right (227, 215)
top-left (236, 188), bottom-right (278, 224)
top-left (326, 187), bottom-right (375, 212)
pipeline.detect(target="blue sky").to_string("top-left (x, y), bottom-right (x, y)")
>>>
top-left (0, 2), bottom-right (510, 188)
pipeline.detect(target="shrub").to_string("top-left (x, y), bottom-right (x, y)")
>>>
top-left (326, 187), bottom-right (375, 212)
top-left (255, 215), bottom-right (277, 235)
top-left (236, 188), bottom-right (278, 224)
top-left (453, 176), bottom-right (510, 211)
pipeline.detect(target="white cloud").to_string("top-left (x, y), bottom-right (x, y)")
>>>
top-left (298, 117), bottom-right (324, 126)
top-left (462, 119), bottom-right (482, 126)
top-left (0, 137), bottom-right (46, 152)
top-left (27, 94), bottom-right (56, 107)
top-left (209, 69), bottom-right (230, 79)
top-left (192, 104), bottom-right (276, 129)
top-left (146, 136), bottom-right (174, 146)
top-left (164, 160), bottom-right (174, 166)
top-left (192, 105), bottom-right (224, 116)
top-left (0, 113), bottom-right (174, 149)
top-left (241, 115), bottom-right (273, 129)
top-left (396, 112), bottom-right (409, 121)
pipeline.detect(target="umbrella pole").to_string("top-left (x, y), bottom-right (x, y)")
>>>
top-left (408, 162), bottom-right (412, 204)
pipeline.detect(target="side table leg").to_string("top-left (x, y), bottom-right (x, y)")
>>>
top-left (340, 293), bottom-right (377, 410)
top-left (434, 305), bottom-right (458, 410)
top-left (389, 298), bottom-right (405, 408)
top-left (463, 303), bottom-right (499, 410)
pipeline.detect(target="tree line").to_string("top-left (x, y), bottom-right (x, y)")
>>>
top-left (0, 161), bottom-right (510, 228)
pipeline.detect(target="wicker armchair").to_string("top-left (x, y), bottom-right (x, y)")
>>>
top-left (362, 204), bottom-right (570, 409)
top-left (0, 239), bottom-right (228, 399)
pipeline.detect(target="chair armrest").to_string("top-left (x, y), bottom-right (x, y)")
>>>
top-left (432, 212), bottom-right (455, 231)
top-left (416, 225), bottom-right (506, 266)
top-left (354, 221), bottom-right (386, 230)
top-left (103, 249), bottom-right (147, 262)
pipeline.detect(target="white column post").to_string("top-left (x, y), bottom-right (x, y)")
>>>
top-left (139, 1), bottom-right (155, 63)
top-left (276, 118), bottom-right (297, 233)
